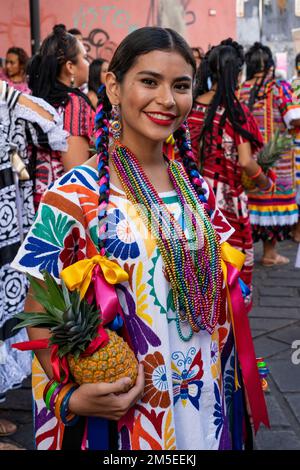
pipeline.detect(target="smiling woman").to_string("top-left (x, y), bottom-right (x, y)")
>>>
top-left (11, 27), bottom-right (268, 451)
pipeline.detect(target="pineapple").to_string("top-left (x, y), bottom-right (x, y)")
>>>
top-left (241, 129), bottom-right (292, 190)
top-left (14, 270), bottom-right (138, 386)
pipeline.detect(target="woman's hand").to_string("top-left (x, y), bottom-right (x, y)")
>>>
top-left (68, 364), bottom-right (145, 421)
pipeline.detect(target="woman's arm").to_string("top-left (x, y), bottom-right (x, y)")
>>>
top-left (61, 136), bottom-right (90, 172)
top-left (238, 142), bottom-right (270, 189)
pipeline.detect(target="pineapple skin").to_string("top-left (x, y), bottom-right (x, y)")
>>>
top-left (67, 329), bottom-right (138, 385)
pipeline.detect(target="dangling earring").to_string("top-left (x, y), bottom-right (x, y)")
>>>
top-left (70, 75), bottom-right (75, 87)
top-left (183, 120), bottom-right (192, 150)
top-left (111, 104), bottom-right (122, 141)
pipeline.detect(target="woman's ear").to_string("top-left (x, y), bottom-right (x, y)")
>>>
top-left (105, 71), bottom-right (120, 106)
top-left (64, 60), bottom-right (75, 77)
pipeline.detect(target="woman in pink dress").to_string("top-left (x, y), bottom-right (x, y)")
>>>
top-left (0, 47), bottom-right (30, 93)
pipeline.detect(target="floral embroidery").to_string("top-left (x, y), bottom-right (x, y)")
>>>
top-left (172, 348), bottom-right (204, 410)
top-left (20, 236), bottom-right (62, 278)
top-left (142, 351), bottom-right (171, 408)
top-left (210, 337), bottom-right (220, 380)
top-left (213, 382), bottom-right (224, 439)
top-left (210, 328), bottom-right (229, 380)
top-left (32, 205), bottom-right (75, 247)
top-left (117, 284), bottom-right (161, 356)
top-left (105, 209), bottom-right (140, 260)
top-left (59, 227), bottom-right (86, 268)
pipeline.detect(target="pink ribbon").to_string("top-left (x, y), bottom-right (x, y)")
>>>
top-left (226, 262), bottom-right (270, 433)
top-left (90, 264), bottom-right (124, 326)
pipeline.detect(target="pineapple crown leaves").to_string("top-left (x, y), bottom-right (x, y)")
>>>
top-left (257, 129), bottom-right (292, 172)
top-left (14, 270), bottom-right (102, 358)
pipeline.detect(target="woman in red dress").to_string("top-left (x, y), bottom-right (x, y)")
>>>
top-left (188, 39), bottom-right (272, 302)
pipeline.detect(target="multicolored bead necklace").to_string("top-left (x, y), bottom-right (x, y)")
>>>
top-left (111, 143), bottom-right (222, 339)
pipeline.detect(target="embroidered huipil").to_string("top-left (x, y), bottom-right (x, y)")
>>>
top-left (12, 164), bottom-right (247, 450)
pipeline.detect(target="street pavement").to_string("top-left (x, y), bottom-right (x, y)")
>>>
top-left (0, 240), bottom-right (300, 450)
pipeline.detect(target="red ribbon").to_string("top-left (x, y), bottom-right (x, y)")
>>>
top-left (12, 339), bottom-right (70, 384)
top-left (226, 261), bottom-right (270, 433)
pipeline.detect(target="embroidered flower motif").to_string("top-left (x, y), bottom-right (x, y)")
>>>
top-left (59, 227), bottom-right (86, 268)
top-left (142, 351), bottom-right (171, 408)
top-left (172, 348), bottom-right (204, 410)
top-left (213, 382), bottom-right (224, 439)
top-left (210, 328), bottom-right (227, 379)
top-left (104, 209), bottom-right (140, 260)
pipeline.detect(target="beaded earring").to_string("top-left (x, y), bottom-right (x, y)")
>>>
top-left (111, 104), bottom-right (122, 141)
top-left (70, 75), bottom-right (75, 87)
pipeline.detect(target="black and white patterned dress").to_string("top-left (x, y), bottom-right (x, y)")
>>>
top-left (0, 84), bottom-right (68, 393)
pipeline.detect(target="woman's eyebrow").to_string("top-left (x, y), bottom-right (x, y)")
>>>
top-left (136, 70), bottom-right (192, 82)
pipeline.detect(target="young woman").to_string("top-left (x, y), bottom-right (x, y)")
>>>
top-left (188, 39), bottom-right (271, 301)
top-left (28, 24), bottom-right (95, 210)
top-left (12, 27), bottom-right (268, 450)
top-left (87, 58), bottom-right (109, 110)
top-left (239, 42), bottom-right (300, 265)
top-left (0, 47), bottom-right (30, 93)
top-left (0, 79), bottom-right (68, 449)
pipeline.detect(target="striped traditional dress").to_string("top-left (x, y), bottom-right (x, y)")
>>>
top-left (290, 77), bottom-right (300, 208)
top-left (239, 79), bottom-right (300, 242)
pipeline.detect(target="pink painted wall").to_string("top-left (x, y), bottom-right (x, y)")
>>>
top-left (0, 1), bottom-right (236, 60)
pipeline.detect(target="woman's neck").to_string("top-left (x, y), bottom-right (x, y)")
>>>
top-left (120, 133), bottom-right (164, 167)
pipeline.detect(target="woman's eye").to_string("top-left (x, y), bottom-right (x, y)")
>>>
top-left (175, 83), bottom-right (190, 91)
top-left (142, 78), bottom-right (156, 86)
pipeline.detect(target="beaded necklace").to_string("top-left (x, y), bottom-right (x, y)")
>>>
top-left (110, 143), bottom-right (222, 339)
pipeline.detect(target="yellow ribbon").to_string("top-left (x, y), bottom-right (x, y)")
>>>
top-left (220, 242), bottom-right (245, 391)
top-left (220, 242), bottom-right (245, 274)
top-left (60, 255), bottom-right (129, 299)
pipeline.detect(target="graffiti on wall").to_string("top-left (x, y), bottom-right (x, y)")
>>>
top-left (82, 29), bottom-right (117, 62)
top-left (75, 0), bottom-right (198, 61)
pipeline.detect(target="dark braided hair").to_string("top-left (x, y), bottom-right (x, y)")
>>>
top-left (94, 26), bottom-right (212, 252)
top-left (194, 38), bottom-right (260, 168)
top-left (245, 42), bottom-right (275, 110)
top-left (28, 24), bottom-right (90, 108)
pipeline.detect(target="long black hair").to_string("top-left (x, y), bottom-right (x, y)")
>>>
top-left (88, 58), bottom-right (107, 94)
top-left (194, 38), bottom-right (259, 163)
top-left (94, 26), bottom-right (208, 254)
top-left (245, 42), bottom-right (275, 110)
top-left (28, 24), bottom-right (90, 108)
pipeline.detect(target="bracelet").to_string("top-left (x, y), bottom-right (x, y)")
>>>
top-left (44, 380), bottom-right (60, 410)
top-left (249, 166), bottom-right (263, 180)
top-left (260, 178), bottom-right (275, 193)
top-left (43, 379), bottom-right (57, 403)
top-left (60, 386), bottom-right (79, 426)
top-left (49, 383), bottom-right (65, 412)
top-left (54, 383), bottom-right (76, 421)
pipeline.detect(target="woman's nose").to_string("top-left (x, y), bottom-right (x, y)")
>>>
top-left (156, 87), bottom-right (176, 108)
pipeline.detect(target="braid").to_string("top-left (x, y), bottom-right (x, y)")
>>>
top-left (173, 122), bottom-right (211, 214)
top-left (95, 85), bottom-right (112, 255)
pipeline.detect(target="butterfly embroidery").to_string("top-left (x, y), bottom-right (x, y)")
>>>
top-left (171, 347), bottom-right (204, 410)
